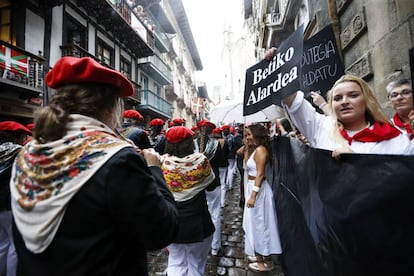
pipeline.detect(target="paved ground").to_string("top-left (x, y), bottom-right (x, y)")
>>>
top-left (147, 180), bottom-right (285, 276)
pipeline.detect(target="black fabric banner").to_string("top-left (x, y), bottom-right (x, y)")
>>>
top-left (243, 26), bottom-right (303, 115)
top-left (301, 24), bottom-right (344, 98)
top-left (270, 140), bottom-right (414, 276)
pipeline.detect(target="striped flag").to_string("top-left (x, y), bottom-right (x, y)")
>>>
top-left (192, 97), bottom-right (204, 114)
top-left (0, 45), bottom-right (29, 76)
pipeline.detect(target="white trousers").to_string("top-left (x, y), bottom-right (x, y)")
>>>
top-left (226, 159), bottom-right (236, 189)
top-left (0, 211), bottom-right (17, 276)
top-left (219, 167), bottom-right (228, 207)
top-left (166, 235), bottom-right (213, 276)
top-left (206, 186), bottom-right (221, 252)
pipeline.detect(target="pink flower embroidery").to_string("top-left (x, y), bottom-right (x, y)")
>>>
top-left (170, 181), bottom-right (180, 187)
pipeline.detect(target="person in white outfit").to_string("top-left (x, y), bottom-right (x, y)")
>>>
top-left (241, 124), bottom-right (283, 272)
top-left (197, 120), bottom-right (228, 256)
top-left (212, 127), bottom-right (229, 208)
top-left (282, 74), bottom-right (414, 155)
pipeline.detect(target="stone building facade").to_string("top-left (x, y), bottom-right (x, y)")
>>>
top-left (245, 0), bottom-right (414, 113)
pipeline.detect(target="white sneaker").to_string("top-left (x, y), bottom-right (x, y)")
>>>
top-left (211, 249), bottom-right (219, 256)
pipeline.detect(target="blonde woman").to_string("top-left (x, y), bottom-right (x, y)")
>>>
top-left (283, 74), bottom-right (414, 156)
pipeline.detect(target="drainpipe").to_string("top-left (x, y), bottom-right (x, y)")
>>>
top-left (327, 0), bottom-right (342, 60)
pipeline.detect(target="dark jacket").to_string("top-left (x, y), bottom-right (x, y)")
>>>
top-left (173, 191), bottom-right (215, 244)
top-left (0, 143), bottom-right (20, 211)
top-left (13, 147), bottom-right (178, 276)
top-left (206, 138), bottom-right (228, 191)
top-left (120, 126), bottom-right (151, 150)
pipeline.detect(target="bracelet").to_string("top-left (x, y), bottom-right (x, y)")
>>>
top-left (252, 186), bottom-right (260, 192)
top-left (319, 103), bottom-right (327, 109)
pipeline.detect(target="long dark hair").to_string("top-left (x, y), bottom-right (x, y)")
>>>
top-left (247, 124), bottom-right (272, 165)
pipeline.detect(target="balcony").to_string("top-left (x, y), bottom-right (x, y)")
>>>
top-left (137, 89), bottom-right (171, 119)
top-left (75, 0), bottom-right (154, 58)
top-left (0, 41), bottom-right (45, 100)
top-left (138, 54), bottom-right (172, 85)
top-left (60, 43), bottom-right (141, 104)
top-left (61, 43), bottom-right (97, 59)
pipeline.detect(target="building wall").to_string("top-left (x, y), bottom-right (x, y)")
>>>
top-left (252, 0), bottom-right (414, 115)
top-left (335, 0), bottom-right (414, 112)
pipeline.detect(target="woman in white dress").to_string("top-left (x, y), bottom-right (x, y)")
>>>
top-left (242, 124), bottom-right (282, 272)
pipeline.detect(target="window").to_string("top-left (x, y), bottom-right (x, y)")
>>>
top-left (97, 40), bottom-right (113, 67)
top-left (64, 15), bottom-right (87, 48)
top-left (0, 0), bottom-right (13, 44)
top-left (63, 15), bottom-right (87, 57)
top-left (120, 57), bottom-right (131, 79)
top-left (140, 73), bottom-right (148, 90)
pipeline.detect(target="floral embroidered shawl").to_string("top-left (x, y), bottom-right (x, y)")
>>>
top-left (161, 152), bottom-right (214, 202)
top-left (10, 114), bottom-right (132, 253)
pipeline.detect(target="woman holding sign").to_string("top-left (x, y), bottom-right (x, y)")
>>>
top-left (282, 74), bottom-right (414, 156)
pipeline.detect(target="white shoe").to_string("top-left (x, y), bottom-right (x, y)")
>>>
top-left (248, 261), bottom-right (274, 272)
top-left (247, 255), bottom-right (257, 262)
top-left (211, 249), bottom-right (219, 256)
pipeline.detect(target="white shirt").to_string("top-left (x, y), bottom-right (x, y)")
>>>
top-left (286, 91), bottom-right (414, 155)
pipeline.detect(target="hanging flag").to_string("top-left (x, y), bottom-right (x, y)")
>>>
top-left (0, 46), bottom-right (29, 76)
top-left (192, 97), bottom-right (204, 114)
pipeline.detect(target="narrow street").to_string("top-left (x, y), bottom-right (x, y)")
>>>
top-left (147, 181), bottom-right (284, 276)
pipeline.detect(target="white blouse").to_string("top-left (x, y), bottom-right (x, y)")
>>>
top-left (285, 91), bottom-right (414, 155)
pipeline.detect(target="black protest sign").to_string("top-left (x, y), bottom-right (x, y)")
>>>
top-left (301, 24), bottom-right (344, 98)
top-left (243, 25), bottom-right (303, 116)
top-left (410, 47), bottom-right (414, 95)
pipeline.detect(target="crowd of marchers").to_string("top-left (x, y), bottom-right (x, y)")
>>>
top-left (1, 52), bottom-right (414, 276)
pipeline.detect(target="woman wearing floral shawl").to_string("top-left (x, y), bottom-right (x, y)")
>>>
top-left (10, 57), bottom-right (178, 276)
top-left (162, 126), bottom-right (215, 276)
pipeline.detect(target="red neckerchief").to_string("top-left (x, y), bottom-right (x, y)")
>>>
top-left (340, 122), bottom-right (401, 145)
top-left (393, 113), bottom-right (414, 140)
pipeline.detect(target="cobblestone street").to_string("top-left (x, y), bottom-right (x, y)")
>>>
top-left (148, 182), bottom-right (284, 276)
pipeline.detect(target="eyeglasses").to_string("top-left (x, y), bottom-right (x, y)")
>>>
top-left (388, 89), bottom-right (412, 99)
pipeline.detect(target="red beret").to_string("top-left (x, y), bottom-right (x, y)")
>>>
top-left (221, 125), bottom-right (230, 130)
top-left (212, 127), bottom-right (222, 135)
top-left (197, 119), bottom-right (216, 129)
top-left (166, 126), bottom-right (194, 144)
top-left (45, 56), bottom-right (134, 97)
top-left (0, 121), bottom-right (31, 134)
top-left (172, 118), bottom-right (185, 125)
top-left (26, 123), bottom-right (35, 131)
top-left (191, 126), bottom-right (199, 131)
top-left (150, 118), bottom-right (165, 126)
top-left (123, 109), bottom-right (143, 121)
top-left (168, 121), bottom-right (174, 128)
